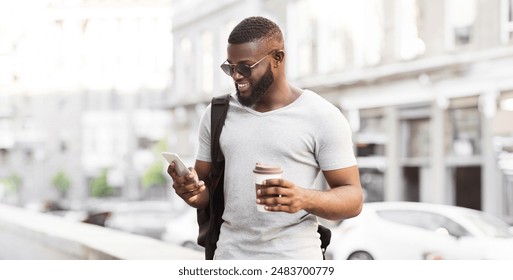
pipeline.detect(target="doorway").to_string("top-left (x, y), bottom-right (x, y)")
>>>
top-left (454, 166), bottom-right (481, 210)
top-left (403, 167), bottom-right (420, 202)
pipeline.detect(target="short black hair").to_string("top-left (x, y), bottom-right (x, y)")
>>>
top-left (228, 16), bottom-right (283, 44)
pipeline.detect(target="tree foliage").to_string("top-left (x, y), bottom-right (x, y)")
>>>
top-left (1, 173), bottom-right (22, 195)
top-left (140, 139), bottom-right (169, 189)
top-left (91, 169), bottom-right (114, 197)
top-left (52, 170), bottom-right (71, 196)
top-left (141, 161), bottom-right (167, 189)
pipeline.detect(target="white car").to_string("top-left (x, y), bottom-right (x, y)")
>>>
top-left (161, 207), bottom-right (203, 252)
top-left (327, 202), bottom-right (513, 260)
top-left (102, 200), bottom-right (179, 239)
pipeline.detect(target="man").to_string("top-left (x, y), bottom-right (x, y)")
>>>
top-left (168, 16), bottom-right (362, 259)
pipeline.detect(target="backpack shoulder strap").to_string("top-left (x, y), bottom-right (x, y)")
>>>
top-left (210, 93), bottom-right (230, 179)
top-left (204, 93), bottom-right (230, 259)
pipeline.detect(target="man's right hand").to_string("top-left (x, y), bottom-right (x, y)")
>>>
top-left (167, 162), bottom-right (207, 207)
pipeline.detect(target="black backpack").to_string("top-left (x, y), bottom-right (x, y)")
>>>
top-left (196, 94), bottom-right (331, 260)
top-left (196, 94), bottom-right (230, 260)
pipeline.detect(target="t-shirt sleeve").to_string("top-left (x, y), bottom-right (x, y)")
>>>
top-left (196, 104), bottom-right (212, 162)
top-left (315, 107), bottom-right (357, 171)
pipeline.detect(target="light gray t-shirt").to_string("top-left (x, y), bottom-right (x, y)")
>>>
top-left (196, 89), bottom-right (357, 259)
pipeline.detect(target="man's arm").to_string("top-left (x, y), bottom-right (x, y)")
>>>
top-left (258, 165), bottom-right (363, 220)
top-left (308, 165), bottom-right (363, 220)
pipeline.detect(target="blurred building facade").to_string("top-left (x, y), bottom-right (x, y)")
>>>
top-left (1, 0), bottom-right (512, 224)
top-left (168, 0), bottom-right (513, 223)
top-left (0, 0), bottom-right (173, 204)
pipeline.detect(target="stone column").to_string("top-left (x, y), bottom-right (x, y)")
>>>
top-left (385, 106), bottom-right (402, 201)
top-left (426, 101), bottom-right (446, 203)
top-left (480, 89), bottom-right (501, 216)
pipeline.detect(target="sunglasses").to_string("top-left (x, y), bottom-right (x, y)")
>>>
top-left (220, 50), bottom-right (280, 77)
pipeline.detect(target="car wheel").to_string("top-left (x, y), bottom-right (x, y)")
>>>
top-left (347, 251), bottom-right (374, 260)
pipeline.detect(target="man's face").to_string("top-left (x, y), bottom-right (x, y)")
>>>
top-left (224, 42), bottom-right (276, 107)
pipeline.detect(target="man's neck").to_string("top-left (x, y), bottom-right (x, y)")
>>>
top-left (252, 82), bottom-right (301, 112)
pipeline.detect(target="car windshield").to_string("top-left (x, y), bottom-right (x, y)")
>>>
top-left (464, 211), bottom-right (512, 238)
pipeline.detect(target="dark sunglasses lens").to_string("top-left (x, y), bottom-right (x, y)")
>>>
top-left (221, 63), bottom-right (251, 77)
top-left (221, 64), bottom-right (232, 76)
top-left (235, 64), bottom-right (251, 77)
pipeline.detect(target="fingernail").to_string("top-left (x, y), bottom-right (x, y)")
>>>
top-left (256, 199), bottom-right (261, 204)
top-left (257, 190), bottom-right (261, 195)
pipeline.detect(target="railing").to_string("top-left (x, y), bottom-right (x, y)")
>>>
top-left (0, 203), bottom-right (203, 260)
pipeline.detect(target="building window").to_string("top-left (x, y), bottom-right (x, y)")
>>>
top-left (296, 1), bottom-right (317, 77)
top-left (356, 113), bottom-right (387, 157)
top-left (354, 109), bottom-right (386, 203)
top-left (403, 166), bottom-right (420, 202)
top-left (503, 173), bottom-right (513, 223)
top-left (397, 0), bottom-right (425, 60)
top-left (201, 30), bottom-right (214, 94)
top-left (360, 168), bottom-right (385, 202)
top-left (218, 21), bottom-right (237, 90)
top-left (446, 0), bottom-right (476, 48)
top-left (289, 0), bottom-right (383, 76)
top-left (177, 37), bottom-right (194, 96)
top-left (109, 91), bottom-right (121, 110)
top-left (496, 91), bottom-right (513, 222)
top-left (60, 141), bottom-right (68, 153)
top-left (402, 118), bottom-right (430, 158)
top-left (501, 0), bottom-right (513, 43)
top-left (0, 149), bottom-right (9, 165)
top-left (444, 97), bottom-right (481, 157)
top-left (446, 106), bottom-right (481, 156)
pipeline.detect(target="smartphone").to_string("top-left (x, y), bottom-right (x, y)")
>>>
top-left (162, 152), bottom-right (191, 177)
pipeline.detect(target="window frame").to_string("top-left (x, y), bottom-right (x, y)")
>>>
top-left (501, 0), bottom-right (513, 44)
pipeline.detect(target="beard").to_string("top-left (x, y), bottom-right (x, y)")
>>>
top-left (236, 64), bottom-right (274, 107)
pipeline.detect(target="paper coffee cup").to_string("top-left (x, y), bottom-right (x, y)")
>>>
top-left (254, 163), bottom-right (283, 212)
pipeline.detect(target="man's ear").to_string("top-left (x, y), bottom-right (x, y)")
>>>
top-left (273, 50), bottom-right (285, 67)
top-left (274, 50), bottom-right (284, 61)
